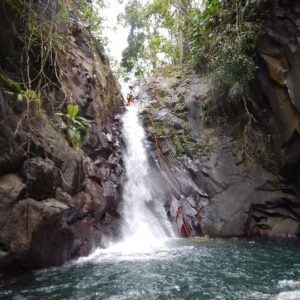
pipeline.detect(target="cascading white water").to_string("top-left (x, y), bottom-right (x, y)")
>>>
top-left (116, 104), bottom-right (175, 252)
top-left (78, 103), bottom-right (175, 260)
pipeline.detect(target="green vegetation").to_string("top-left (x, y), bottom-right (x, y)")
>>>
top-left (1, 0), bottom-right (106, 147)
top-left (1, 0), bottom-right (106, 110)
top-left (120, 0), bottom-right (272, 104)
top-left (170, 128), bottom-right (189, 156)
top-left (56, 103), bottom-right (91, 148)
top-left (201, 96), bottom-right (212, 126)
top-left (120, 0), bottom-right (192, 79)
top-left (194, 139), bottom-right (213, 158)
top-left (0, 73), bottom-right (42, 112)
top-left (152, 118), bottom-right (189, 157)
top-left (208, 23), bottom-right (259, 101)
top-left (231, 237), bottom-right (240, 242)
top-left (188, 0), bottom-right (263, 102)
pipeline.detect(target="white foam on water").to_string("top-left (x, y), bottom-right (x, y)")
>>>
top-left (278, 280), bottom-right (300, 289)
top-left (76, 239), bottom-right (191, 264)
top-left (274, 291), bottom-right (300, 300)
top-left (249, 291), bottom-right (270, 299)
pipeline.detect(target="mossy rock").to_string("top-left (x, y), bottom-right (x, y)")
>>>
top-left (190, 235), bottom-right (211, 243)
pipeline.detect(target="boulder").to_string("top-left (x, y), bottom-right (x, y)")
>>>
top-left (0, 198), bottom-right (79, 268)
top-left (0, 174), bottom-right (26, 229)
top-left (83, 179), bottom-right (107, 221)
top-left (73, 191), bottom-right (93, 214)
top-left (20, 157), bottom-right (59, 200)
top-left (31, 117), bottom-right (84, 195)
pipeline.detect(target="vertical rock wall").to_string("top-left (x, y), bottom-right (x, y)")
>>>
top-left (138, 61), bottom-right (300, 238)
top-left (0, 1), bottom-right (124, 271)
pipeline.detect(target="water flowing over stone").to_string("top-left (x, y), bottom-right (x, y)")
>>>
top-left (116, 104), bottom-right (174, 252)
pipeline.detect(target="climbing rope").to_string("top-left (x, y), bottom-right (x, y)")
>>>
top-left (149, 114), bottom-right (190, 238)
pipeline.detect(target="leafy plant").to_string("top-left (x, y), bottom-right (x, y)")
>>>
top-left (0, 73), bottom-right (42, 108)
top-left (209, 23), bottom-right (258, 101)
top-left (213, 22), bottom-right (257, 98)
top-left (170, 128), bottom-right (189, 156)
top-left (194, 141), bottom-right (213, 158)
top-left (56, 103), bottom-right (91, 148)
top-left (120, 0), bottom-right (194, 78)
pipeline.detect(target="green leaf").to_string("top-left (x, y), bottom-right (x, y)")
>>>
top-left (3, 89), bottom-right (15, 96)
top-left (67, 103), bottom-right (79, 119)
top-left (17, 93), bottom-right (23, 101)
top-left (76, 117), bottom-right (92, 129)
top-left (67, 127), bottom-right (81, 148)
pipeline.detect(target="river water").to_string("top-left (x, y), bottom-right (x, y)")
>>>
top-left (1, 105), bottom-right (300, 299)
top-left (1, 238), bottom-right (300, 299)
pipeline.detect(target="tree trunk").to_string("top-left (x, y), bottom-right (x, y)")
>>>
top-left (176, 0), bottom-right (191, 64)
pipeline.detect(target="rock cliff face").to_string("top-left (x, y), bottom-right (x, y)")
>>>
top-left (0, 1), bottom-right (123, 271)
top-left (253, 1), bottom-right (300, 187)
top-left (138, 2), bottom-right (300, 239)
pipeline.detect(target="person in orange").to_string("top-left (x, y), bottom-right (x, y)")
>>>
top-left (126, 86), bottom-right (135, 106)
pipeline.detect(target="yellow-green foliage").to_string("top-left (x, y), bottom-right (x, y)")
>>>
top-left (3, 0), bottom-right (24, 13)
top-left (0, 73), bottom-right (42, 107)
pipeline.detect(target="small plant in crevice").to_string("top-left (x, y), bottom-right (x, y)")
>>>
top-left (190, 235), bottom-right (211, 243)
top-left (152, 118), bottom-right (190, 157)
top-left (188, 139), bottom-right (213, 159)
top-left (172, 102), bottom-right (188, 121)
top-left (218, 113), bottom-right (229, 130)
top-left (170, 128), bottom-right (190, 156)
top-left (201, 96), bottom-right (213, 126)
top-left (200, 95), bottom-right (230, 132)
top-left (0, 73), bottom-right (43, 113)
top-left (56, 103), bottom-right (91, 148)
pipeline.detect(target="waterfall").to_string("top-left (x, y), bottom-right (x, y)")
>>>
top-left (115, 104), bottom-right (175, 252)
top-left (78, 104), bottom-right (175, 261)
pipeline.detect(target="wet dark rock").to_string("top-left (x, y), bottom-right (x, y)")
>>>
top-left (74, 191), bottom-right (93, 214)
top-left (160, 140), bottom-right (176, 154)
top-left (0, 91), bottom-right (26, 175)
top-left (253, 2), bottom-right (300, 187)
top-left (0, 174), bottom-right (26, 229)
top-left (169, 115), bottom-right (186, 130)
top-left (103, 180), bottom-right (116, 201)
top-left (83, 179), bottom-right (107, 222)
top-left (0, 198), bottom-right (74, 268)
top-left (20, 157), bottom-right (59, 200)
top-left (55, 188), bottom-right (73, 207)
